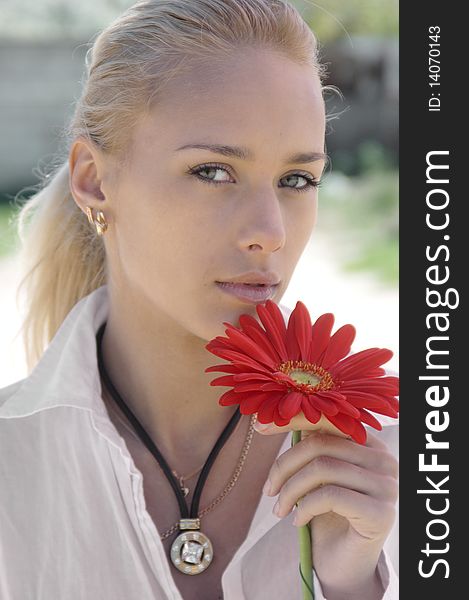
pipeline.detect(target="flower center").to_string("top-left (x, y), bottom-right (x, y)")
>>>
top-left (289, 369), bottom-right (321, 386)
top-left (278, 360), bottom-right (335, 393)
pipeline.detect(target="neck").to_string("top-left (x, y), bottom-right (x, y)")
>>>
top-left (99, 293), bottom-right (239, 474)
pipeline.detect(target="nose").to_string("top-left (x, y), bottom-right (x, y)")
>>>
top-left (237, 190), bottom-right (286, 254)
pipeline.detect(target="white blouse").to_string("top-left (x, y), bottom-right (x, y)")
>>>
top-left (0, 286), bottom-right (398, 599)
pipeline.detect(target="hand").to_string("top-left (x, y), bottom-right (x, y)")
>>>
top-left (255, 412), bottom-right (398, 600)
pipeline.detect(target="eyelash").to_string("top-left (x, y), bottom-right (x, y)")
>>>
top-left (187, 162), bottom-right (322, 193)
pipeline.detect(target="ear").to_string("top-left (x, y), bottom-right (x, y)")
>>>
top-left (69, 138), bottom-right (108, 215)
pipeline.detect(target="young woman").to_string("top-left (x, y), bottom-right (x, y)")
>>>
top-left (0, 1), bottom-right (398, 598)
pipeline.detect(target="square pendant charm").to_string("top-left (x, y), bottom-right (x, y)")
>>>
top-left (181, 541), bottom-right (204, 564)
top-left (170, 530), bottom-right (214, 575)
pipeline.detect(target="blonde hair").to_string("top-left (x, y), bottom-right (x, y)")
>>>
top-left (14, 0), bottom-right (325, 371)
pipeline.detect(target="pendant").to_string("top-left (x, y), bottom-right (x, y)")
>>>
top-left (170, 518), bottom-right (214, 575)
top-left (172, 472), bottom-right (190, 497)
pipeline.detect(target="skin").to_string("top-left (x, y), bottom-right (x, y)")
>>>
top-left (69, 48), bottom-right (397, 599)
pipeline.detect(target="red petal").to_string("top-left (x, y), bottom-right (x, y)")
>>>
top-left (317, 391), bottom-right (361, 418)
top-left (333, 347), bottom-right (382, 367)
top-left (209, 375), bottom-right (237, 387)
top-left (285, 311), bottom-right (301, 360)
top-left (232, 381), bottom-right (280, 393)
top-left (321, 324), bottom-right (356, 369)
top-left (265, 299), bottom-right (288, 327)
top-left (340, 390), bottom-right (396, 410)
top-left (361, 368), bottom-right (387, 377)
top-left (326, 413), bottom-right (367, 444)
top-left (238, 315), bottom-right (282, 363)
top-left (272, 371), bottom-right (295, 385)
top-left (347, 375), bottom-right (399, 386)
top-left (308, 313), bottom-right (335, 363)
top-left (309, 392), bottom-right (339, 416)
top-left (273, 404), bottom-right (292, 427)
top-left (240, 392), bottom-right (282, 414)
top-left (358, 409), bottom-right (383, 431)
top-left (350, 421), bottom-right (367, 444)
top-left (238, 312), bottom-right (261, 334)
top-left (218, 389), bottom-right (265, 404)
top-left (218, 389), bottom-right (242, 406)
top-left (205, 363), bottom-right (260, 374)
top-left (290, 301), bottom-right (313, 361)
top-left (332, 348), bottom-right (393, 379)
top-left (301, 397), bottom-right (322, 424)
top-left (206, 348), bottom-right (271, 372)
top-left (256, 301), bottom-right (289, 361)
top-left (257, 395), bottom-right (282, 424)
top-left (340, 377), bottom-right (399, 395)
top-left (223, 327), bottom-right (277, 369)
top-left (205, 336), bottom-right (233, 350)
top-left (260, 382), bottom-right (287, 392)
top-left (233, 373), bottom-right (276, 383)
top-left (363, 404), bottom-right (398, 419)
top-left (278, 391), bottom-right (303, 419)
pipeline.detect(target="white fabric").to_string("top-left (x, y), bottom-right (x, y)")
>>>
top-left (0, 286), bottom-right (398, 599)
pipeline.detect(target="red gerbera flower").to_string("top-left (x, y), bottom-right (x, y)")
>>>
top-left (205, 300), bottom-right (399, 444)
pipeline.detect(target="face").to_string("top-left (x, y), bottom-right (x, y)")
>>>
top-left (102, 48), bottom-right (326, 342)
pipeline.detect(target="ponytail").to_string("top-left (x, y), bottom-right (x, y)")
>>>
top-left (14, 161), bottom-right (106, 371)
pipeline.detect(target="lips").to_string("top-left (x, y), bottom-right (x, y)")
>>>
top-left (215, 281), bottom-right (279, 304)
top-left (216, 271), bottom-right (281, 286)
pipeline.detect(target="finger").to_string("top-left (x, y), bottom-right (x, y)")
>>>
top-left (264, 431), bottom-right (398, 497)
top-left (274, 456), bottom-right (399, 518)
top-left (363, 430), bottom-right (392, 452)
top-left (293, 485), bottom-right (396, 540)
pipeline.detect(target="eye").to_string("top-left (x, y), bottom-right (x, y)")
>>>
top-left (186, 163), bottom-right (321, 192)
top-left (280, 173), bottom-right (322, 193)
top-left (187, 163), bottom-right (234, 185)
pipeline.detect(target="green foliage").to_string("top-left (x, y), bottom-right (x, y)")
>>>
top-left (293, 0), bottom-right (399, 41)
top-left (329, 141), bottom-right (397, 177)
top-left (344, 236), bottom-right (398, 282)
top-left (0, 203), bottom-right (20, 258)
top-left (318, 151), bottom-right (398, 285)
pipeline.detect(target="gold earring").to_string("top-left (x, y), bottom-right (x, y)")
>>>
top-left (95, 210), bottom-right (108, 236)
top-left (85, 206), bottom-right (108, 236)
top-left (85, 206), bottom-right (94, 225)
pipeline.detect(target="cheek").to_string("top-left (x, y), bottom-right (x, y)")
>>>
top-left (117, 203), bottom-right (211, 285)
top-left (306, 196), bottom-right (318, 230)
top-left (286, 195), bottom-right (318, 244)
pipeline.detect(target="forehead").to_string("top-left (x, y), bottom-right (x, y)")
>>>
top-left (132, 49), bottom-right (325, 158)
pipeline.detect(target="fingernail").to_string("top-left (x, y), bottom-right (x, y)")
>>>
top-left (273, 500), bottom-right (281, 516)
top-left (262, 479), bottom-right (272, 495)
top-left (254, 420), bottom-right (270, 432)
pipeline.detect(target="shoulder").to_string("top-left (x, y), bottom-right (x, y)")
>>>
top-left (0, 285), bottom-right (110, 420)
top-left (0, 379), bottom-right (25, 411)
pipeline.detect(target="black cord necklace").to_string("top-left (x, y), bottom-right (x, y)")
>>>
top-left (95, 321), bottom-right (242, 575)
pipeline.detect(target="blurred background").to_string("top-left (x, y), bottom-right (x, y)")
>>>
top-left (0, 0), bottom-right (398, 386)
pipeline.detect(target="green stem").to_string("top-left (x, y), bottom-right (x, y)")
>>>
top-left (292, 430), bottom-right (315, 600)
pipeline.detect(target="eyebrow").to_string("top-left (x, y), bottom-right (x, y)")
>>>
top-left (175, 143), bottom-right (328, 165)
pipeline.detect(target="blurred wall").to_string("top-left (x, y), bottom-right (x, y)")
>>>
top-left (322, 37), bottom-right (398, 158)
top-left (0, 40), bottom-right (87, 194)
